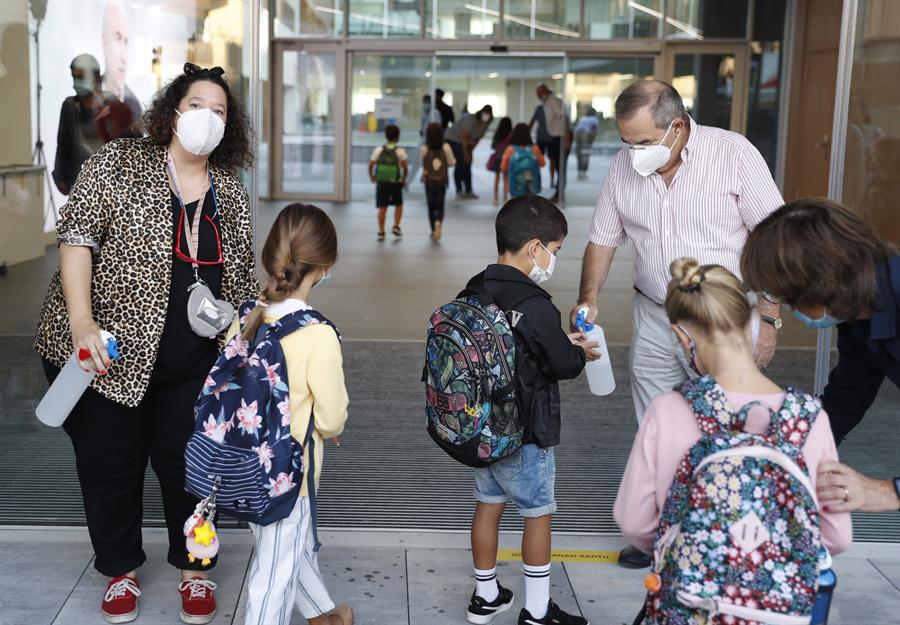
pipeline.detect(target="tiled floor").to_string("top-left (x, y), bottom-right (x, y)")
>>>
top-left (2, 528), bottom-right (898, 625)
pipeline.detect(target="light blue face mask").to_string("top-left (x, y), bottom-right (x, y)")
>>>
top-left (313, 270), bottom-right (332, 289)
top-left (791, 308), bottom-right (841, 329)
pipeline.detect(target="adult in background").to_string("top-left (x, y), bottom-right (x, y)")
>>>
top-left (35, 63), bottom-right (258, 625)
top-left (445, 104), bottom-right (493, 200)
top-left (434, 88), bottom-right (455, 130)
top-left (741, 198), bottom-right (899, 445)
top-left (534, 84), bottom-right (568, 201)
top-left (571, 80), bottom-right (784, 569)
top-left (573, 107), bottom-right (600, 180)
top-left (530, 101), bottom-right (554, 188)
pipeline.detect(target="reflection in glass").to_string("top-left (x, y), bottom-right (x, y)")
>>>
top-left (841, 0), bottom-right (900, 246)
top-left (425, 0), bottom-right (500, 39)
top-left (274, 0), bottom-right (343, 37)
top-left (282, 50), bottom-right (336, 195)
top-left (348, 0), bottom-right (421, 37)
top-left (584, 0), bottom-right (660, 39)
top-left (666, 0), bottom-right (748, 39)
top-left (746, 0), bottom-right (788, 174)
top-left (503, 0), bottom-right (580, 40)
top-left (673, 54), bottom-right (735, 130)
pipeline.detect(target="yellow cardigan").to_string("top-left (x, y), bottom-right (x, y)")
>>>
top-left (226, 306), bottom-right (349, 496)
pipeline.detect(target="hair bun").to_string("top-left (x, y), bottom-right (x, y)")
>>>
top-left (670, 257), bottom-right (704, 292)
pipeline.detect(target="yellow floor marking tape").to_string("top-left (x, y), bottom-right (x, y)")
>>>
top-left (496, 548), bottom-right (620, 564)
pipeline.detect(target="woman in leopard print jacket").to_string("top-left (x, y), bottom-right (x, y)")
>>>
top-left (35, 64), bottom-right (258, 624)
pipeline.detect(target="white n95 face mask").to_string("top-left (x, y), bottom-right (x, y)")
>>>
top-left (175, 108), bottom-right (226, 156)
top-left (630, 120), bottom-right (676, 177)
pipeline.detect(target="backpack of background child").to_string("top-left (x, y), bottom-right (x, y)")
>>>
top-left (423, 286), bottom-right (522, 467)
top-left (508, 145), bottom-right (542, 197)
top-left (422, 145), bottom-right (449, 186)
top-left (375, 144), bottom-right (402, 183)
top-left (641, 376), bottom-right (824, 625)
top-left (184, 300), bottom-right (339, 526)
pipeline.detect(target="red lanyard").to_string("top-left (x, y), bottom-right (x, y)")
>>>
top-left (166, 153), bottom-right (224, 274)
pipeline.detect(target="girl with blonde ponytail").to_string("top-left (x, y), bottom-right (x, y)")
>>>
top-left (614, 257), bottom-right (851, 608)
top-left (234, 204), bottom-right (354, 625)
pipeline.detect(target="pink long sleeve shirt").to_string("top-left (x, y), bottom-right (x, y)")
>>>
top-left (614, 389), bottom-right (853, 556)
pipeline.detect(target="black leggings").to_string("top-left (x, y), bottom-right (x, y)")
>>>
top-left (43, 359), bottom-right (214, 577)
top-left (448, 141), bottom-right (471, 194)
top-left (425, 182), bottom-right (447, 231)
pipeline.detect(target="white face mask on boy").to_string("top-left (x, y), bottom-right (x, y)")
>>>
top-left (528, 242), bottom-right (556, 285)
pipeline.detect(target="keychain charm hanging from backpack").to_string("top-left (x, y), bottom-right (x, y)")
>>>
top-left (183, 483), bottom-right (219, 567)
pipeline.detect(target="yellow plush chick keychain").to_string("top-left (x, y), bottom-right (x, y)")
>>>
top-left (183, 487), bottom-right (219, 567)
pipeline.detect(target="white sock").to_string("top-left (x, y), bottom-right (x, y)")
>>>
top-left (523, 562), bottom-right (551, 619)
top-left (474, 566), bottom-right (499, 602)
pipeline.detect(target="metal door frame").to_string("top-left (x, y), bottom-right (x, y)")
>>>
top-left (271, 41), bottom-right (347, 202)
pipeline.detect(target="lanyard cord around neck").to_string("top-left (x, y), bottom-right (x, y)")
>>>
top-left (166, 151), bottom-right (219, 282)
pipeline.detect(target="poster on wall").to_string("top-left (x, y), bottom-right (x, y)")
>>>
top-left (30, 0), bottom-right (246, 231)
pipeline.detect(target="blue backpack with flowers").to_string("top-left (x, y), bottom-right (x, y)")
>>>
top-left (185, 300), bottom-right (339, 529)
top-left (642, 376), bottom-right (823, 625)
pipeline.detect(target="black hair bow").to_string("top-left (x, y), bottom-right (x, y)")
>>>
top-left (183, 62), bottom-right (225, 78)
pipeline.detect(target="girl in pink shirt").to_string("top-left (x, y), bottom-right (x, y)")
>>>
top-left (614, 258), bottom-right (852, 621)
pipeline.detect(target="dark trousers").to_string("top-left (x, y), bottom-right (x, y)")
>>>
top-left (43, 359), bottom-right (214, 577)
top-left (575, 130), bottom-right (595, 173)
top-left (424, 182), bottom-right (447, 231)
top-left (448, 141), bottom-right (471, 194)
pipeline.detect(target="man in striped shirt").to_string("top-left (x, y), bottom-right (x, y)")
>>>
top-left (572, 81), bottom-right (784, 566)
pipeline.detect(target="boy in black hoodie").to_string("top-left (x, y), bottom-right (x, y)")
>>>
top-left (465, 196), bottom-right (593, 625)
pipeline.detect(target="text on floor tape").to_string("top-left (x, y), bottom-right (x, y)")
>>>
top-left (496, 548), bottom-right (620, 563)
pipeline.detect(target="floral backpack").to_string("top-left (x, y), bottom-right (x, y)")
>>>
top-left (642, 376), bottom-right (823, 625)
top-left (184, 300), bottom-right (339, 531)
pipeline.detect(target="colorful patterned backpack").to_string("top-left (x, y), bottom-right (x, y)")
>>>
top-left (508, 145), bottom-right (542, 197)
top-left (642, 376), bottom-right (823, 625)
top-left (424, 288), bottom-right (521, 467)
top-left (185, 300), bottom-right (339, 528)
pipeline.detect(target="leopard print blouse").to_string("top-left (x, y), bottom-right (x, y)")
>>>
top-left (35, 138), bottom-right (259, 407)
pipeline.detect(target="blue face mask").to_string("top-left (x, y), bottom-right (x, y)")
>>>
top-left (677, 325), bottom-right (703, 376)
top-left (791, 308), bottom-right (841, 329)
top-left (313, 270), bottom-right (332, 289)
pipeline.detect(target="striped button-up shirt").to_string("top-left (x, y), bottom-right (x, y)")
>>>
top-left (590, 117), bottom-right (784, 304)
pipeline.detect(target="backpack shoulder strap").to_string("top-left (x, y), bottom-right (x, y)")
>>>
top-left (677, 376), bottom-right (748, 437)
top-left (267, 308), bottom-right (341, 342)
top-left (765, 387), bottom-right (821, 448)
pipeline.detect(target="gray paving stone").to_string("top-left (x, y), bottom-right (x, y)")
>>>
top-left (563, 561), bottom-right (647, 625)
top-left (870, 557), bottom-right (900, 591)
top-left (52, 544), bottom-right (252, 625)
top-left (0, 542), bottom-right (94, 625)
top-left (407, 548), bottom-right (578, 625)
top-left (830, 557), bottom-right (900, 625)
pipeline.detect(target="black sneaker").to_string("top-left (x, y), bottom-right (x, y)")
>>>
top-left (466, 583), bottom-right (514, 624)
top-left (518, 600), bottom-right (588, 625)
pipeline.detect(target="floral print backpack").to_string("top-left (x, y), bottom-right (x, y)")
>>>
top-left (642, 376), bottom-right (823, 625)
top-left (185, 300), bottom-right (339, 529)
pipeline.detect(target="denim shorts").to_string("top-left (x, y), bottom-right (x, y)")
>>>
top-left (473, 444), bottom-right (556, 517)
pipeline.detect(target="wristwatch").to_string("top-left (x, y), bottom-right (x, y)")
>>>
top-left (760, 315), bottom-right (783, 331)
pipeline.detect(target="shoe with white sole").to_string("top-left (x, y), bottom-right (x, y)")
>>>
top-left (466, 583), bottom-right (514, 624)
top-left (101, 575), bottom-right (141, 624)
top-left (179, 577), bottom-right (217, 624)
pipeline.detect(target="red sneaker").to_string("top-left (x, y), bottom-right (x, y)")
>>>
top-left (179, 577), bottom-right (218, 624)
top-left (101, 575), bottom-right (141, 624)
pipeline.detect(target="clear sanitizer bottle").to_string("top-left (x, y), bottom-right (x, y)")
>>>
top-left (36, 331), bottom-right (121, 427)
top-left (576, 307), bottom-right (616, 396)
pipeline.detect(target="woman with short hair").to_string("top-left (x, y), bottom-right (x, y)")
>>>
top-left (35, 63), bottom-right (258, 624)
top-left (741, 197), bottom-right (899, 445)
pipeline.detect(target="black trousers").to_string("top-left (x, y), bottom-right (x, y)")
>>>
top-left (43, 359), bottom-right (215, 577)
top-left (448, 141), bottom-right (471, 194)
top-left (424, 182), bottom-right (447, 231)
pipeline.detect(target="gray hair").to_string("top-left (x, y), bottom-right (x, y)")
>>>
top-left (615, 80), bottom-right (687, 129)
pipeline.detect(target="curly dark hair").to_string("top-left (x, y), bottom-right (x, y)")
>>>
top-left (143, 64), bottom-right (254, 171)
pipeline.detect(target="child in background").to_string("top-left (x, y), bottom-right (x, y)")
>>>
top-left (463, 196), bottom-right (591, 625)
top-left (501, 123), bottom-right (545, 202)
top-left (615, 258), bottom-right (851, 624)
top-left (369, 124), bottom-right (409, 241)
top-left (487, 117), bottom-right (513, 203)
top-left (419, 122), bottom-right (456, 242)
top-left (239, 204), bottom-right (353, 625)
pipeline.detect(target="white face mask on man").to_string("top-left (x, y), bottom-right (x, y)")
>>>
top-left (528, 242), bottom-right (556, 285)
top-left (174, 108), bottom-right (226, 156)
top-left (481, 112), bottom-right (492, 124)
top-left (629, 119), bottom-right (678, 177)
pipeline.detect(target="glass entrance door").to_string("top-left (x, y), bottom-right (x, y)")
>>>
top-left (272, 43), bottom-right (345, 200)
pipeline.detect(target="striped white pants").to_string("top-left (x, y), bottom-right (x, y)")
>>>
top-left (245, 496), bottom-right (335, 625)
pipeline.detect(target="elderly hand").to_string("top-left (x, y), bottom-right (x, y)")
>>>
top-left (817, 461), bottom-right (900, 513)
top-left (754, 322), bottom-right (777, 368)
